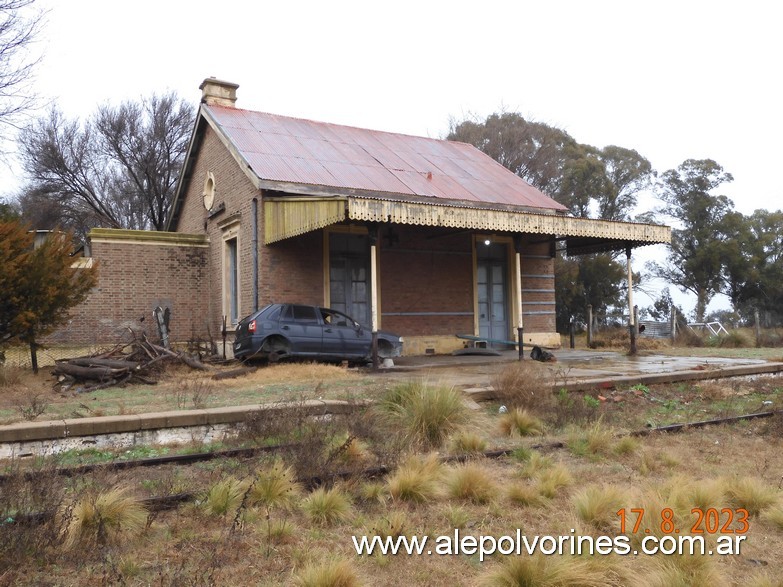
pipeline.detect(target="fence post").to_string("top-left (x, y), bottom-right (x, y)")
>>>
top-left (586, 304), bottom-right (593, 348)
top-left (629, 305), bottom-right (638, 356)
top-left (670, 305), bottom-right (677, 344)
top-left (569, 318), bottom-right (575, 349)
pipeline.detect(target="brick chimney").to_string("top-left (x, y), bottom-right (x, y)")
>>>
top-left (199, 77), bottom-right (239, 107)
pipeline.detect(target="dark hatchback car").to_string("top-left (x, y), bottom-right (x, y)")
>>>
top-left (233, 303), bottom-right (404, 363)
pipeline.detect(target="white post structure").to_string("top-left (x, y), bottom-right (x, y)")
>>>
top-left (369, 227), bottom-right (380, 369)
top-left (514, 237), bottom-right (524, 360)
top-left (626, 245), bottom-right (637, 355)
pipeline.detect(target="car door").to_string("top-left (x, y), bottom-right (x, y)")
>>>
top-left (279, 304), bottom-right (323, 355)
top-left (320, 308), bottom-right (368, 359)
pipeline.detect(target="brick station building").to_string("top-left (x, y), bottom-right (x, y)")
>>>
top-left (55, 79), bottom-right (670, 355)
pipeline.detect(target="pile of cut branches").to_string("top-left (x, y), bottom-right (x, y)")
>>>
top-left (53, 330), bottom-right (210, 393)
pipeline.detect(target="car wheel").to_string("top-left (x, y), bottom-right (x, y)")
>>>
top-left (378, 340), bottom-right (393, 359)
top-left (263, 337), bottom-right (290, 363)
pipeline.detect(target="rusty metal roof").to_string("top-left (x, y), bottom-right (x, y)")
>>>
top-left (205, 105), bottom-right (567, 212)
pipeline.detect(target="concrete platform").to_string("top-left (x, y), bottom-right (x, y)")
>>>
top-left (390, 349), bottom-right (783, 391)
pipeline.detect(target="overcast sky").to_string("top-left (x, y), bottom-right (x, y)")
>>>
top-left (13, 0), bottom-right (783, 314)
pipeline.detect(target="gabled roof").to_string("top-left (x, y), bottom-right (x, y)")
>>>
top-left (208, 105), bottom-right (567, 211)
top-left (167, 104), bottom-right (567, 230)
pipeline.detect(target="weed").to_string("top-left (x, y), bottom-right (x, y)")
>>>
top-left (302, 486), bottom-right (352, 526)
top-left (510, 446), bottom-right (532, 462)
top-left (631, 383), bottom-right (650, 394)
top-left (445, 463), bottom-right (498, 504)
top-left (379, 381), bottom-right (467, 449)
top-left (14, 393), bottom-right (49, 421)
top-left (387, 454), bottom-right (444, 503)
top-left (583, 395), bottom-right (601, 409)
top-left (499, 407), bottom-right (545, 437)
top-left (293, 558), bottom-right (360, 587)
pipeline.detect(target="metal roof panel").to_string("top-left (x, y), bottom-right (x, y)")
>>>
top-left (207, 105), bottom-right (567, 212)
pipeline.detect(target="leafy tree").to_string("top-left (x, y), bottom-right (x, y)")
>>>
top-left (0, 220), bottom-right (97, 372)
top-left (17, 92), bottom-right (194, 232)
top-left (722, 209), bottom-right (783, 325)
top-left (648, 159), bottom-right (734, 322)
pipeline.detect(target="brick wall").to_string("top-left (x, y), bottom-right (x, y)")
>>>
top-left (46, 231), bottom-right (208, 345)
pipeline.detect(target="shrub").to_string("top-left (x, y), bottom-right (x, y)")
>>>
top-left (499, 408), bottom-right (544, 437)
top-left (64, 486), bottom-right (148, 547)
top-left (387, 454), bottom-right (443, 503)
top-left (0, 363), bottom-right (23, 388)
top-left (293, 558), bottom-right (360, 587)
top-left (445, 463), bottom-right (498, 504)
top-left (567, 420), bottom-right (614, 459)
top-left (380, 381), bottom-right (467, 449)
top-left (717, 331), bottom-right (750, 348)
top-left (302, 487), bottom-right (352, 526)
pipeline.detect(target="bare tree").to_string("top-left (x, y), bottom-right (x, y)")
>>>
top-left (0, 0), bottom-right (43, 136)
top-left (17, 92), bottom-right (194, 231)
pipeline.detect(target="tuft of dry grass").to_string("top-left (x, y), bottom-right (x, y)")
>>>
top-left (635, 554), bottom-right (728, 587)
top-left (499, 408), bottom-right (545, 437)
top-left (450, 430), bottom-right (488, 454)
top-left (445, 463), bottom-right (498, 504)
top-left (371, 509), bottom-right (408, 539)
top-left (480, 553), bottom-right (622, 587)
top-left (203, 477), bottom-right (250, 517)
top-left (301, 487), bottom-right (352, 526)
top-left (379, 381), bottom-right (467, 449)
top-left (725, 477), bottom-right (779, 516)
top-left (567, 420), bottom-right (615, 459)
top-left (490, 361), bottom-right (554, 412)
top-left (572, 485), bottom-right (627, 531)
top-left (249, 461), bottom-right (302, 511)
top-left (293, 558), bottom-right (360, 587)
top-left (387, 454), bottom-right (444, 503)
top-left (507, 483), bottom-right (545, 507)
top-left (762, 503), bottom-right (783, 531)
top-left (64, 486), bottom-right (148, 547)
top-left (536, 465), bottom-right (573, 499)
